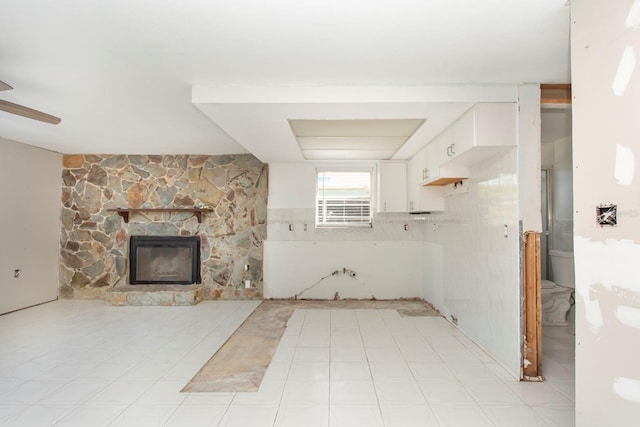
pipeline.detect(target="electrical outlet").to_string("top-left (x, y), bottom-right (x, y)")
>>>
top-left (244, 280), bottom-right (251, 289)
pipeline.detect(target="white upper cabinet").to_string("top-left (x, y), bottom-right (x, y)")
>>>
top-left (408, 149), bottom-right (444, 212)
top-left (423, 127), bottom-right (470, 186)
top-left (423, 102), bottom-right (516, 186)
top-left (447, 103), bottom-right (517, 166)
top-left (378, 161), bottom-right (407, 212)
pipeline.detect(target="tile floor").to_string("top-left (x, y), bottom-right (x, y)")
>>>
top-left (0, 300), bottom-right (575, 426)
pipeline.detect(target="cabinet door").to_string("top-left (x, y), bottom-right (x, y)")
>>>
top-left (425, 138), bottom-right (440, 182)
top-left (407, 154), bottom-right (420, 212)
top-left (412, 146), bottom-right (427, 184)
top-left (440, 127), bottom-right (457, 163)
top-left (451, 108), bottom-right (475, 159)
top-left (379, 162), bottom-right (407, 212)
top-left (408, 149), bottom-right (444, 212)
top-left (424, 128), bottom-right (470, 186)
top-left (447, 103), bottom-right (516, 166)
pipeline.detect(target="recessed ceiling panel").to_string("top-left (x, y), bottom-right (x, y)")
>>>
top-left (290, 119), bottom-right (425, 137)
top-left (297, 136), bottom-right (407, 150)
top-left (303, 149), bottom-right (398, 160)
top-left (290, 118), bottom-right (426, 160)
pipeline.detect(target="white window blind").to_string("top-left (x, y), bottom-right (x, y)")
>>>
top-left (316, 170), bottom-right (372, 227)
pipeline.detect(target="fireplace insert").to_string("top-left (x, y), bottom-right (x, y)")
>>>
top-left (129, 235), bottom-right (201, 285)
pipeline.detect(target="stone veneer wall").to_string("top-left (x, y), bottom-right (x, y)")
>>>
top-left (59, 154), bottom-right (267, 300)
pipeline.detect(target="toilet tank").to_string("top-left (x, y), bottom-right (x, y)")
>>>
top-left (550, 250), bottom-right (575, 288)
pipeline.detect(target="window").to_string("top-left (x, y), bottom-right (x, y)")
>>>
top-left (316, 169), bottom-right (372, 227)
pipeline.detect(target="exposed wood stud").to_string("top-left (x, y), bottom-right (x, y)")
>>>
top-left (523, 231), bottom-right (542, 380)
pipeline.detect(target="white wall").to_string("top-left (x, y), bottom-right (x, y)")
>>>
top-left (265, 162), bottom-right (428, 300)
top-left (572, 1), bottom-right (640, 425)
top-left (0, 138), bottom-right (61, 314)
top-left (518, 84), bottom-right (542, 234)
top-left (264, 241), bottom-right (425, 299)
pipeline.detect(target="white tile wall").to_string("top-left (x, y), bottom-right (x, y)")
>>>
top-left (423, 148), bottom-right (521, 377)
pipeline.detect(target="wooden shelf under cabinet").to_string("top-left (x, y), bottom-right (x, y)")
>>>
top-left (107, 208), bottom-right (213, 223)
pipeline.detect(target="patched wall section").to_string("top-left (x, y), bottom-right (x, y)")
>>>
top-left (58, 154), bottom-right (267, 300)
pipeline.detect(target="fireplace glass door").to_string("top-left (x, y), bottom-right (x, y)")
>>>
top-left (129, 236), bottom-right (201, 285)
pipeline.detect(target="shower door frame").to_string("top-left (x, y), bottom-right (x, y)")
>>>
top-left (541, 167), bottom-right (553, 281)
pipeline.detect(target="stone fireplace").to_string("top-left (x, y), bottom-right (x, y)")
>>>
top-left (58, 154), bottom-right (267, 301)
top-left (129, 236), bottom-right (201, 285)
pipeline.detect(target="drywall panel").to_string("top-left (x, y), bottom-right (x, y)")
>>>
top-left (0, 138), bottom-right (61, 314)
top-left (518, 84), bottom-right (542, 233)
top-left (572, 1), bottom-right (640, 425)
top-left (264, 240), bottom-right (425, 299)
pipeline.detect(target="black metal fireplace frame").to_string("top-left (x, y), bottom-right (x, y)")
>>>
top-left (129, 235), bottom-right (201, 285)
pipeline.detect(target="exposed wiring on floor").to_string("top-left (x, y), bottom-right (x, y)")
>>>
top-left (294, 268), bottom-right (357, 300)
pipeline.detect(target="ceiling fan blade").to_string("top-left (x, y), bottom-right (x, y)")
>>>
top-left (0, 99), bottom-right (61, 125)
top-left (0, 81), bottom-right (13, 91)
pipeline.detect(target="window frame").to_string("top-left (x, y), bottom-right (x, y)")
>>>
top-left (315, 167), bottom-right (374, 229)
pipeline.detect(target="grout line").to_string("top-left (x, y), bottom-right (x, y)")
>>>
top-left (327, 309), bottom-right (332, 427)
top-left (386, 313), bottom-right (434, 409)
top-left (356, 309), bottom-right (385, 426)
top-left (272, 308), bottom-right (306, 427)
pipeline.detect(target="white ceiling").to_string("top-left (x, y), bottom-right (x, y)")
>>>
top-left (0, 1), bottom-right (570, 161)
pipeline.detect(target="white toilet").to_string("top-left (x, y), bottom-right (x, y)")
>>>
top-left (541, 249), bottom-right (575, 326)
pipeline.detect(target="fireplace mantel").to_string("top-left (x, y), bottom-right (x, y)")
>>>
top-left (107, 207), bottom-right (213, 223)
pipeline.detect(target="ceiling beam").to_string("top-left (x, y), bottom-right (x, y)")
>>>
top-left (541, 84), bottom-right (571, 104)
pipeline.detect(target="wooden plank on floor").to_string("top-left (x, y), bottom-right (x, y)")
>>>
top-left (523, 231), bottom-right (542, 379)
